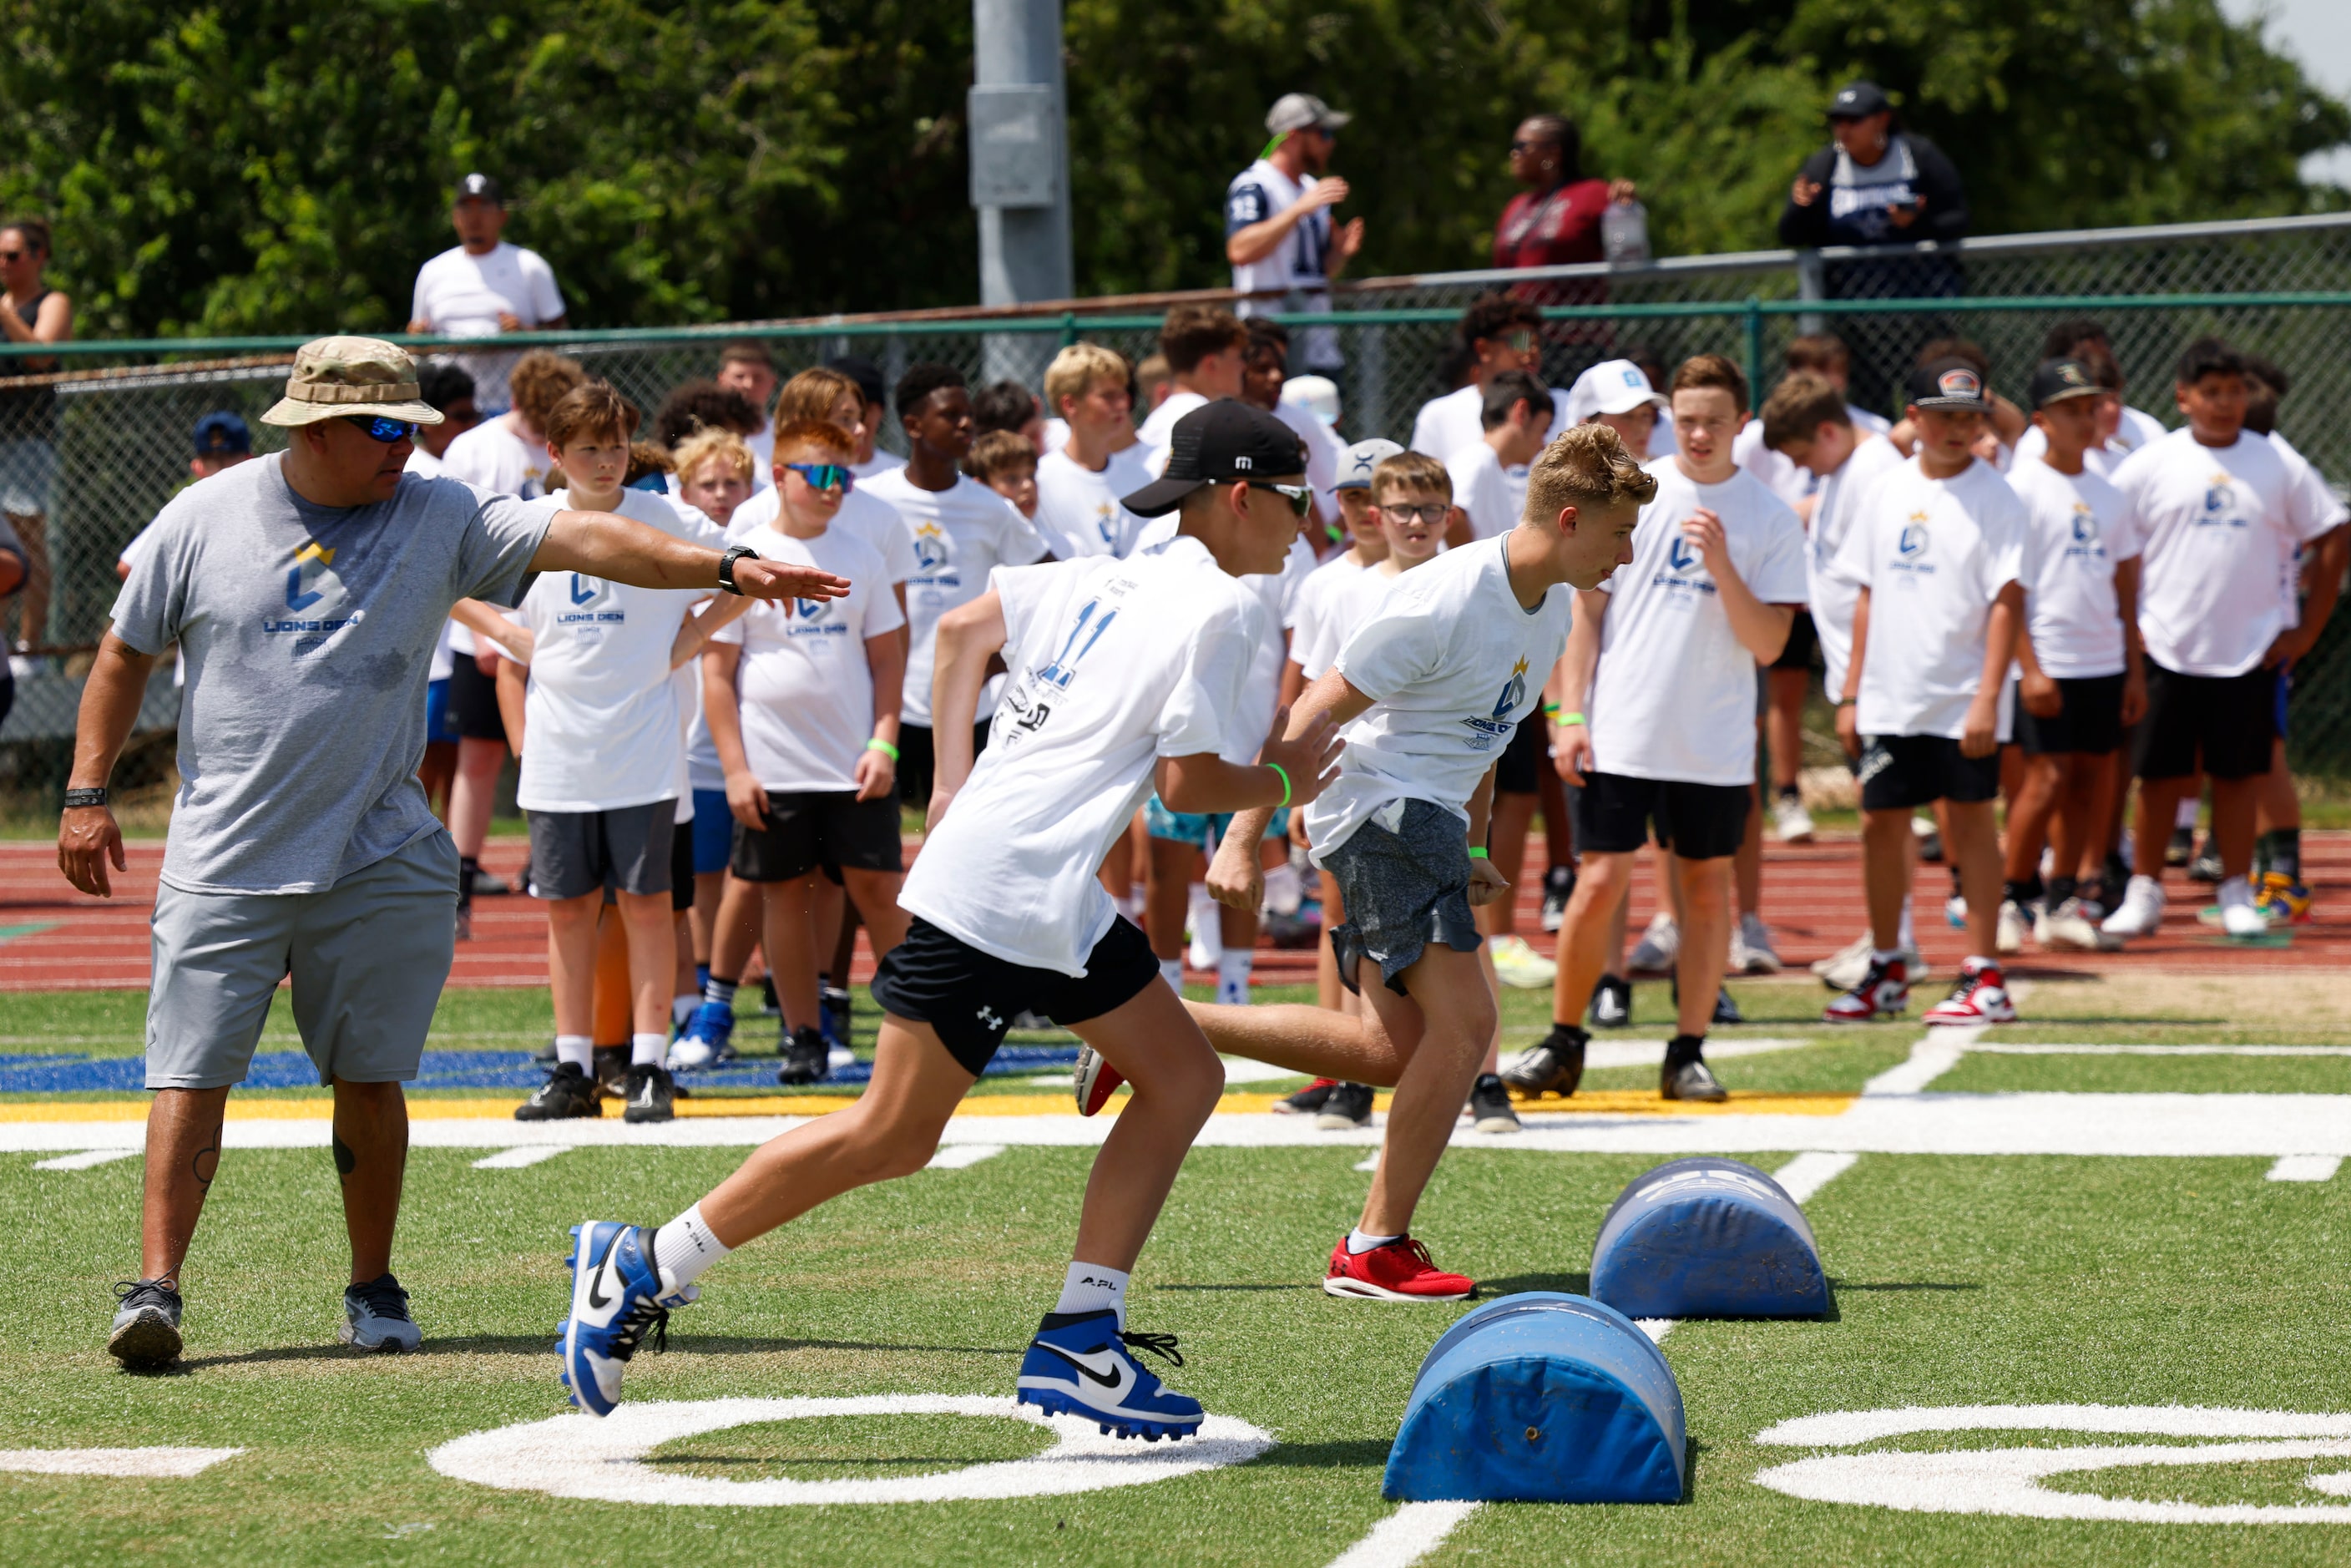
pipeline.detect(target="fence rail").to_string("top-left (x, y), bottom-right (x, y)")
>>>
top-left (8, 211), bottom-right (2351, 808)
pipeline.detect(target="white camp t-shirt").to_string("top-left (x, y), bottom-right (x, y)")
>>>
top-left (710, 524), bottom-right (903, 793)
top-left (1308, 536), bottom-right (1575, 862)
top-left (1443, 440), bottom-right (1519, 541)
top-left (2012, 404), bottom-right (2170, 478)
top-left (1136, 390), bottom-right (1211, 469)
top-left (860, 468), bottom-right (1048, 726)
top-left (1268, 397), bottom-right (1342, 512)
top-left (409, 242), bottom-right (566, 410)
top-left (1130, 518), bottom-right (1312, 756)
top-left (441, 418), bottom-right (559, 657)
top-left (1807, 433), bottom-right (1909, 702)
top-left (1830, 457), bottom-right (2030, 739)
top-left (2111, 428), bottom-right (2344, 678)
top-left (2270, 432), bottom-right (2348, 628)
top-left (1289, 553), bottom-right (1373, 680)
top-left (897, 539), bottom-right (1261, 974)
top-left (1411, 384), bottom-right (1575, 470)
top-left (2006, 457), bottom-right (2136, 680)
top-left (1587, 462), bottom-right (1807, 786)
top-left (726, 484), bottom-right (916, 585)
top-left (1731, 419), bottom-right (1813, 510)
top-left (511, 489), bottom-right (720, 812)
top-left (1033, 445), bottom-right (1152, 559)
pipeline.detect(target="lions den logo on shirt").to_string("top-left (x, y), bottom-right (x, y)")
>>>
top-left (1458, 656), bottom-right (1527, 752)
top-left (265, 540), bottom-right (366, 653)
top-left (786, 594), bottom-right (848, 637)
top-left (1890, 513), bottom-right (1937, 581)
top-left (556, 575), bottom-right (625, 639)
top-left (912, 520), bottom-right (953, 574)
top-left (1651, 529), bottom-right (1717, 602)
top-left (2199, 474), bottom-right (2247, 528)
top-left (2065, 503), bottom-right (2106, 560)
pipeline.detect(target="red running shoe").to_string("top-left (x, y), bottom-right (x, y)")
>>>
top-left (1923, 959), bottom-right (2018, 1025)
top-left (1073, 1044), bottom-right (1125, 1117)
top-left (1823, 955), bottom-right (1909, 1023)
top-left (1322, 1235), bottom-right (1474, 1301)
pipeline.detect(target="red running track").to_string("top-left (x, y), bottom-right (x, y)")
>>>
top-left (8, 832), bottom-right (2350, 993)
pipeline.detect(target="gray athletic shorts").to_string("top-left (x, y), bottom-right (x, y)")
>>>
top-left (525, 799), bottom-right (675, 902)
top-left (1320, 798), bottom-right (1482, 997)
top-left (144, 832), bottom-right (460, 1090)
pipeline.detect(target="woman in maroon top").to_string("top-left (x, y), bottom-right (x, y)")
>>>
top-left (1492, 115), bottom-right (1634, 345)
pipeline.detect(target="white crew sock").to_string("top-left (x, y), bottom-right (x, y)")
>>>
top-left (631, 1031), bottom-right (668, 1067)
top-left (554, 1034), bottom-right (594, 1070)
top-left (1054, 1262), bottom-right (1131, 1327)
top-left (1159, 957), bottom-right (1186, 993)
top-left (1216, 948), bottom-right (1254, 1005)
top-left (1897, 897), bottom-right (1915, 951)
top-left (671, 993), bottom-right (698, 1029)
top-left (1347, 1229), bottom-right (1401, 1256)
top-left (2175, 797), bottom-right (2200, 830)
top-left (652, 1202), bottom-right (732, 1292)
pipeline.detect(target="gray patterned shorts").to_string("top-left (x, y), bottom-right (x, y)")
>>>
top-left (1322, 798), bottom-right (1483, 997)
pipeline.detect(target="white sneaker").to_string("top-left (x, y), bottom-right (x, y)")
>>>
top-left (667, 1034), bottom-right (713, 1071)
top-left (2035, 896), bottom-right (2115, 952)
top-left (1810, 932), bottom-right (1873, 989)
top-left (2101, 874), bottom-right (2166, 937)
top-left (1944, 893), bottom-right (1968, 928)
top-left (1732, 912), bottom-right (1782, 974)
top-left (1627, 912), bottom-right (1679, 974)
top-left (2217, 877), bottom-right (2268, 939)
top-left (1262, 862), bottom-right (1303, 918)
top-left (1487, 934), bottom-right (1556, 989)
top-left (1185, 883), bottom-right (1223, 970)
top-left (1995, 899), bottom-right (2028, 954)
top-left (1771, 793), bottom-right (1815, 844)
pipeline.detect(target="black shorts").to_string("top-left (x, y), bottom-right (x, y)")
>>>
top-left (1857, 735), bottom-right (2000, 811)
top-left (669, 810), bottom-right (696, 912)
top-left (731, 791), bottom-right (904, 883)
top-left (2014, 673), bottom-right (2126, 757)
top-left (1572, 772), bottom-right (1750, 859)
top-left (446, 655), bottom-right (509, 742)
top-left (1770, 609), bottom-right (1818, 672)
top-left (526, 801), bottom-right (675, 902)
top-left (1494, 715), bottom-right (1546, 795)
top-left (2133, 660), bottom-right (2278, 782)
top-left (870, 914), bottom-right (1160, 1075)
top-left (898, 721), bottom-right (992, 812)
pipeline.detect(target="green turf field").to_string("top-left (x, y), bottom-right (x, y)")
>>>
top-left (2, 983), bottom-right (2347, 1565)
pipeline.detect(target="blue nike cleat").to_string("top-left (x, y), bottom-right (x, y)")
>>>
top-left (1014, 1309), bottom-right (1202, 1441)
top-left (668, 1002), bottom-right (736, 1071)
top-left (557, 1222), bottom-right (689, 1417)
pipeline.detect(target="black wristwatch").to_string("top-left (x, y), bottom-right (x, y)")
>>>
top-left (717, 544), bottom-right (759, 596)
top-left (63, 787), bottom-right (109, 809)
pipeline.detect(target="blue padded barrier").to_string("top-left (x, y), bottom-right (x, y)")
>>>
top-left (1590, 1157), bottom-right (1828, 1320)
top-left (1382, 1292), bottom-right (1685, 1504)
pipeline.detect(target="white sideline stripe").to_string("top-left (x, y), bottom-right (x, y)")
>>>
top-left (2267, 1154), bottom-right (2341, 1182)
top-left (1755, 1403), bottom-right (2351, 1448)
top-left (0, 1447), bottom-right (243, 1478)
top-left (925, 1143), bottom-right (1004, 1171)
top-left (1976, 1043), bottom-right (2351, 1056)
top-left (1772, 1151), bottom-right (1860, 1205)
top-left (1862, 1029), bottom-right (1977, 1095)
top-left (1322, 1501), bottom-right (1482, 1568)
top-left (471, 1145), bottom-right (569, 1170)
top-left (1220, 1055), bottom-right (1302, 1084)
top-left (29, 1148), bottom-right (137, 1171)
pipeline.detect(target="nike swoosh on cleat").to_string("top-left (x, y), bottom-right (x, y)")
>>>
top-left (585, 1232), bottom-right (619, 1311)
top-left (1036, 1343), bottom-right (1126, 1388)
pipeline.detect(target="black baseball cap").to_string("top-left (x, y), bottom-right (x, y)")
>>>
top-left (823, 353), bottom-right (887, 409)
top-left (192, 410), bottom-right (250, 456)
top-left (1122, 400), bottom-right (1307, 517)
top-left (2029, 357), bottom-right (2103, 410)
top-left (1906, 357), bottom-right (1993, 412)
top-left (455, 172), bottom-right (504, 206)
top-left (1828, 81), bottom-right (1891, 120)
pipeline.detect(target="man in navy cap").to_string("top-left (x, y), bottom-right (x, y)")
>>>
top-left (190, 412), bottom-right (252, 481)
top-left (406, 173), bottom-right (569, 412)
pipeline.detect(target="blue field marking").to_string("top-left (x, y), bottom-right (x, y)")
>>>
top-left (0, 1045), bottom-right (1083, 1096)
top-left (0, 921), bottom-right (61, 945)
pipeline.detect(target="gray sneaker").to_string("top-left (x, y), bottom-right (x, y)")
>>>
top-left (1661, 1058), bottom-right (1729, 1103)
top-left (109, 1279), bottom-right (184, 1367)
top-left (341, 1273), bottom-right (422, 1352)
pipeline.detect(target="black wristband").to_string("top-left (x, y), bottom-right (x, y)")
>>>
top-left (718, 544), bottom-right (758, 596)
top-left (63, 787), bottom-right (109, 809)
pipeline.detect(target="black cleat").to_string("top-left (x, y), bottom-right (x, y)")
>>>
top-left (2164, 825), bottom-right (2194, 868)
top-left (109, 1279), bottom-right (183, 1368)
top-left (1502, 1027), bottom-right (1587, 1099)
top-left (1539, 864), bottom-right (1576, 934)
top-left (2187, 837), bottom-right (2223, 883)
top-left (1270, 1078), bottom-right (1337, 1115)
top-left (1662, 1058), bottom-right (1729, 1101)
top-left (621, 1063), bottom-right (676, 1124)
top-left (1671, 979), bottom-right (1746, 1025)
top-left (516, 1062), bottom-right (601, 1121)
top-left (1587, 973), bottom-right (1633, 1029)
top-left (1466, 1074), bottom-right (1521, 1133)
top-left (1315, 1081), bottom-right (1374, 1130)
top-left (776, 1026), bottom-right (829, 1086)
top-left (592, 1044), bottom-right (629, 1098)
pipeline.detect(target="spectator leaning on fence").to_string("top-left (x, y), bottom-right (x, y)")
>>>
top-left (0, 216), bottom-right (72, 665)
top-left (1226, 93), bottom-right (1363, 376)
top-left (1492, 114), bottom-right (1641, 316)
top-left (406, 174), bottom-right (569, 413)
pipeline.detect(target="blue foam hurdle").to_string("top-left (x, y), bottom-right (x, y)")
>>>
top-left (1382, 1292), bottom-right (1686, 1503)
top-left (1590, 1157), bottom-right (1828, 1319)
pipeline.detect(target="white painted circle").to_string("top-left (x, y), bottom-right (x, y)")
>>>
top-left (427, 1395), bottom-right (1275, 1506)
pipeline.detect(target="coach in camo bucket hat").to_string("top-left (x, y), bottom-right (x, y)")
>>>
top-left (260, 336), bottom-right (446, 427)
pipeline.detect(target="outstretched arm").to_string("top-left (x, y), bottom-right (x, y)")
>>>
top-left (529, 510), bottom-right (849, 604)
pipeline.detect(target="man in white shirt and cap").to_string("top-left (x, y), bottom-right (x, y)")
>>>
top-left (407, 174), bottom-right (569, 413)
top-left (1226, 93), bottom-right (1365, 376)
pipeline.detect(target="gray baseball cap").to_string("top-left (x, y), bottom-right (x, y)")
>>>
top-left (1267, 93), bottom-right (1350, 136)
top-left (1335, 438), bottom-right (1403, 490)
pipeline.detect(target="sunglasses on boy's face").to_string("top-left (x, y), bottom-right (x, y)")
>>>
top-left (343, 415), bottom-right (419, 443)
top-left (783, 462), bottom-right (854, 494)
top-left (1247, 481), bottom-right (1313, 518)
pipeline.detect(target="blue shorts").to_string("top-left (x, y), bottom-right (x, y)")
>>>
top-left (690, 787), bottom-right (734, 876)
top-left (423, 677), bottom-right (460, 746)
top-left (1143, 794), bottom-right (1289, 850)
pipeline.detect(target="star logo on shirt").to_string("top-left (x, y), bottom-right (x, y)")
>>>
top-left (913, 520), bottom-right (951, 572)
top-left (2070, 503), bottom-right (2099, 544)
top-left (1492, 655), bottom-right (1529, 720)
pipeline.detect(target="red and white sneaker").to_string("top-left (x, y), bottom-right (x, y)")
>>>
top-left (1823, 956), bottom-right (1909, 1023)
top-left (1323, 1235), bottom-right (1474, 1301)
top-left (1923, 960), bottom-right (2017, 1025)
top-left (1073, 1044), bottom-right (1125, 1117)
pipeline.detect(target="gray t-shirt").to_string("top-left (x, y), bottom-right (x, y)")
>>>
top-left (109, 453), bottom-right (554, 894)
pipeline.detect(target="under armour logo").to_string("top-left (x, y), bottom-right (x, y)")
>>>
top-left (976, 1006), bottom-right (1004, 1030)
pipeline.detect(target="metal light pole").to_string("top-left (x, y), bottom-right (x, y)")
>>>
top-left (969, 0), bottom-right (1072, 386)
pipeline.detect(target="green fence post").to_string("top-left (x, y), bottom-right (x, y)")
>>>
top-left (1060, 311), bottom-right (1078, 348)
top-left (1743, 296), bottom-right (1764, 404)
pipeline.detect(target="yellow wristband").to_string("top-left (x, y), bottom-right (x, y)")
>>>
top-left (866, 738), bottom-right (900, 761)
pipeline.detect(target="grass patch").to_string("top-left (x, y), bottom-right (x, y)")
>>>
top-left (648, 1414), bottom-right (1054, 1483)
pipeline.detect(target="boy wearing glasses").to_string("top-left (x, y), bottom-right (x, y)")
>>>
top-left (695, 421), bottom-right (909, 1086)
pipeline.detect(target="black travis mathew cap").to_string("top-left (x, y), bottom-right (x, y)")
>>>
top-left (1828, 81), bottom-right (1891, 120)
top-left (2029, 357), bottom-right (2103, 410)
top-left (1122, 399), bottom-right (1307, 517)
top-left (1906, 357), bottom-right (1993, 412)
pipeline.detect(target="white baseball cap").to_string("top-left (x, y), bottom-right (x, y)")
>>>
top-left (1335, 438), bottom-right (1403, 490)
top-left (1281, 374), bottom-right (1341, 427)
top-left (1565, 359), bottom-right (1669, 425)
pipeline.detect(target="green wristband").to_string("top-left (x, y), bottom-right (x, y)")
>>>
top-left (1556, 711), bottom-right (1585, 726)
top-left (1266, 761), bottom-right (1292, 808)
top-left (866, 738), bottom-right (900, 761)
top-left (1469, 847), bottom-right (1490, 859)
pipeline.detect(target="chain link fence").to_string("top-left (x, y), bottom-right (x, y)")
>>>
top-left (7, 215), bottom-right (2351, 813)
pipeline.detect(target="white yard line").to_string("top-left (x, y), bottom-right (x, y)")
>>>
top-left (2265, 1154), bottom-right (2342, 1182)
top-left (1322, 1500), bottom-right (1483, 1568)
top-left (923, 1144), bottom-right (1005, 1171)
top-left (1771, 1151), bottom-right (1861, 1204)
top-left (29, 1148), bottom-right (138, 1171)
top-left (471, 1146), bottom-right (570, 1170)
top-left (1974, 1042), bottom-right (2351, 1056)
top-left (1860, 1029), bottom-right (1979, 1095)
top-left (0, 1447), bottom-right (243, 1478)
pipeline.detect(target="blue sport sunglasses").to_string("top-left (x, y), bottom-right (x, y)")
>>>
top-left (783, 462), bottom-right (855, 493)
top-left (343, 415), bottom-right (420, 443)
